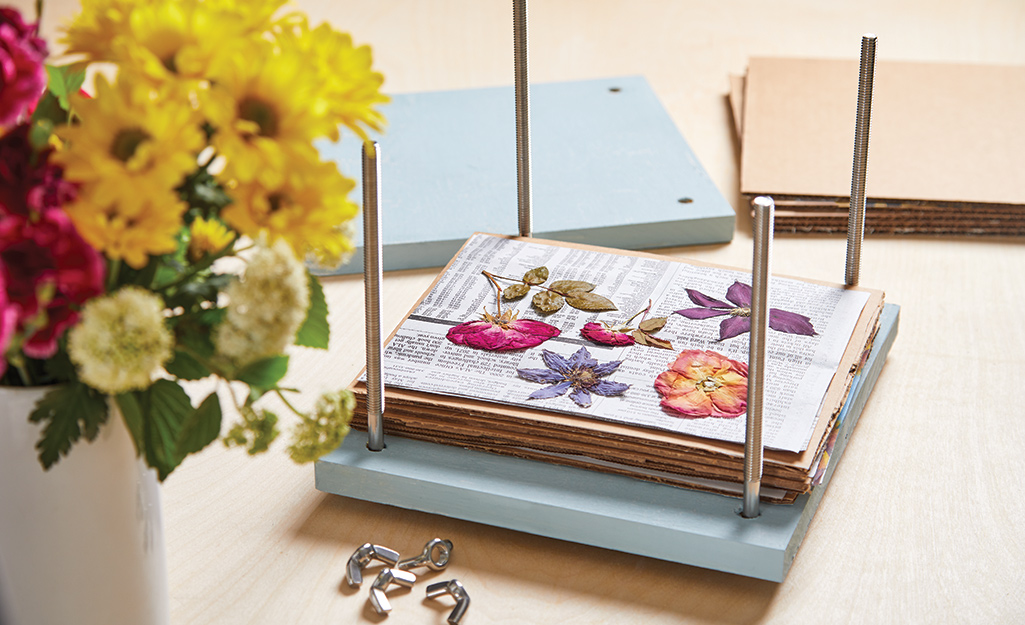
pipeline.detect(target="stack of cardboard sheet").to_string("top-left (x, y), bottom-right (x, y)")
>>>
top-left (348, 234), bottom-right (886, 503)
top-left (731, 57), bottom-right (1025, 235)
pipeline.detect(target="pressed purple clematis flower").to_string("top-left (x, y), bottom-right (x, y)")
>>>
top-left (675, 281), bottom-right (816, 341)
top-left (446, 308), bottom-right (560, 351)
top-left (517, 346), bottom-right (630, 408)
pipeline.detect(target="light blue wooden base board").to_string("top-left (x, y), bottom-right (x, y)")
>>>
top-left (316, 304), bottom-right (899, 582)
top-left (316, 76), bottom-right (735, 275)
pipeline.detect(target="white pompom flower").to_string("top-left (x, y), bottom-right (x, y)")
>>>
top-left (68, 287), bottom-right (174, 394)
top-left (213, 239), bottom-right (310, 369)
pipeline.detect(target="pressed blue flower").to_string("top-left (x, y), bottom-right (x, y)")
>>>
top-left (517, 346), bottom-right (630, 408)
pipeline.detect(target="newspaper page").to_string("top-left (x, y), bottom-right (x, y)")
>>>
top-left (378, 234), bottom-right (870, 453)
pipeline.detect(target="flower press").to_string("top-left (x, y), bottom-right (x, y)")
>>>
top-left (315, 12), bottom-right (899, 582)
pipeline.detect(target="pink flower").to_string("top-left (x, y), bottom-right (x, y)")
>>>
top-left (0, 271), bottom-right (16, 377)
top-left (0, 128), bottom-right (105, 365)
top-left (0, 7), bottom-right (48, 127)
top-left (653, 349), bottom-right (748, 419)
top-left (580, 321), bottom-right (635, 346)
top-left (446, 308), bottom-right (560, 351)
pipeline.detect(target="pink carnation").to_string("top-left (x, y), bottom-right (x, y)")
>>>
top-left (0, 126), bottom-right (105, 366)
top-left (446, 309), bottom-right (560, 351)
top-left (0, 7), bottom-right (48, 127)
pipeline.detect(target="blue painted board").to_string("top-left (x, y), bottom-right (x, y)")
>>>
top-left (316, 305), bottom-right (899, 582)
top-left (316, 76), bottom-right (735, 274)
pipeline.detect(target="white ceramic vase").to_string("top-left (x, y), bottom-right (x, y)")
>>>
top-left (0, 385), bottom-right (170, 625)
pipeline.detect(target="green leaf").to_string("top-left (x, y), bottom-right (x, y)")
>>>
top-left (143, 379), bottom-right (193, 481)
top-left (638, 316), bottom-right (668, 333)
top-left (294, 271), bottom-right (329, 349)
top-left (235, 355), bottom-right (289, 391)
top-left (29, 91), bottom-right (64, 130)
top-left (565, 291), bottom-right (617, 312)
top-left (44, 64), bottom-right (86, 111)
top-left (532, 291), bottom-right (565, 314)
top-left (549, 280), bottom-right (595, 294)
top-left (28, 117), bottom-right (54, 150)
top-left (522, 266), bottom-right (549, 285)
top-left (165, 349), bottom-right (210, 380)
top-left (29, 383), bottom-right (109, 470)
top-left (502, 283), bottom-right (530, 300)
top-left (115, 392), bottom-right (145, 457)
top-left (176, 392), bottom-right (222, 456)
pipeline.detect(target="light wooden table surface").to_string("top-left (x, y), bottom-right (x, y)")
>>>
top-left (22, 0), bottom-right (1025, 623)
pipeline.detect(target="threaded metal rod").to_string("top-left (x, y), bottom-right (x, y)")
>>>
top-left (742, 196), bottom-right (774, 519)
top-left (513, 0), bottom-right (532, 238)
top-left (845, 34), bottom-right (876, 286)
top-left (363, 141), bottom-right (385, 452)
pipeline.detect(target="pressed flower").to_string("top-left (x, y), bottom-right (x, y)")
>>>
top-left (0, 7), bottom-right (48, 126)
top-left (579, 301), bottom-right (673, 349)
top-left (213, 240), bottom-right (310, 368)
top-left (675, 281), bottom-right (816, 341)
top-left (68, 287), bottom-right (173, 394)
top-left (223, 156), bottom-right (357, 267)
top-left (654, 349), bottom-right (748, 419)
top-left (517, 346), bottom-right (629, 408)
top-left (581, 321), bottom-right (635, 346)
top-left (447, 308), bottom-right (559, 351)
top-left (63, 187), bottom-right (187, 269)
top-left (188, 216), bottom-right (234, 261)
top-left (56, 74), bottom-right (204, 215)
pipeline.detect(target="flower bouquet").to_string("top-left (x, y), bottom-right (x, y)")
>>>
top-left (0, 0), bottom-right (387, 480)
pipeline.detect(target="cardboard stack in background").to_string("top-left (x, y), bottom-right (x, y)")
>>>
top-left (731, 57), bottom-right (1025, 235)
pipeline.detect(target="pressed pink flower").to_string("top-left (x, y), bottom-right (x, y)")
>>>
top-left (580, 321), bottom-right (635, 346)
top-left (654, 349), bottom-right (748, 419)
top-left (446, 308), bottom-right (559, 351)
top-left (0, 7), bottom-right (48, 127)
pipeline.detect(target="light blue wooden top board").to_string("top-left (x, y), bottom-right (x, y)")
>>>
top-left (316, 76), bottom-right (735, 274)
top-left (316, 304), bottom-right (899, 582)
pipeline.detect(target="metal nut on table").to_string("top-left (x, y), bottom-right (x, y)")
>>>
top-left (368, 568), bottom-right (417, 614)
top-left (425, 579), bottom-right (470, 624)
top-left (397, 538), bottom-right (453, 572)
top-left (345, 543), bottom-right (400, 587)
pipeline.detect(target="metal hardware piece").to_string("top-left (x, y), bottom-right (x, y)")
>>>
top-left (368, 568), bottom-right (417, 614)
top-left (397, 538), bottom-right (453, 571)
top-left (513, 0), bottom-right (532, 237)
top-left (345, 542), bottom-right (400, 587)
top-left (426, 579), bottom-right (470, 624)
top-left (845, 34), bottom-right (877, 286)
top-left (362, 140), bottom-right (386, 451)
top-left (742, 196), bottom-right (774, 519)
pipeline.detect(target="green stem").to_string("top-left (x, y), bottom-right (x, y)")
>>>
top-left (106, 259), bottom-right (121, 291)
top-left (274, 388), bottom-right (306, 419)
top-left (626, 300), bottom-right (653, 325)
top-left (153, 237), bottom-right (238, 293)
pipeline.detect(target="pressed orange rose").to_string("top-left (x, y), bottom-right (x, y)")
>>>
top-left (654, 349), bottom-right (748, 419)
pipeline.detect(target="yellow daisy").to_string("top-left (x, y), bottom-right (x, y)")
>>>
top-left (223, 154), bottom-right (358, 267)
top-left (277, 17), bottom-right (388, 141)
top-left (188, 216), bottom-right (235, 261)
top-left (205, 37), bottom-right (334, 185)
top-left (62, 0), bottom-right (285, 81)
top-left (65, 187), bottom-right (188, 269)
top-left (56, 74), bottom-right (204, 216)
